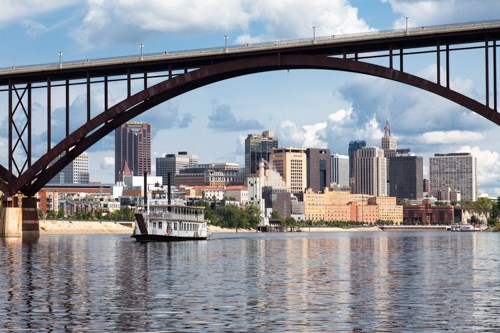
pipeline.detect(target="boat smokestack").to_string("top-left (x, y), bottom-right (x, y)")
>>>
top-left (168, 172), bottom-right (172, 211)
top-left (143, 171), bottom-right (148, 209)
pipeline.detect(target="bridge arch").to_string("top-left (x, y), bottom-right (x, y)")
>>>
top-left (9, 53), bottom-right (500, 196)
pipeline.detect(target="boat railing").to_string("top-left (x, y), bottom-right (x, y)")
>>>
top-left (148, 211), bottom-right (206, 221)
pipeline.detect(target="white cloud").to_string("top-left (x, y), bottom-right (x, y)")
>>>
top-left (278, 120), bottom-right (306, 147)
top-left (277, 119), bottom-right (327, 149)
top-left (303, 123), bottom-right (327, 148)
top-left (88, 150), bottom-right (114, 183)
top-left (22, 19), bottom-right (48, 38)
top-left (73, 0), bottom-right (372, 47)
top-left (328, 108), bottom-right (353, 122)
top-left (101, 156), bottom-right (114, 168)
top-left (0, 1), bottom-right (79, 23)
top-left (382, 0), bottom-right (500, 27)
top-left (418, 131), bottom-right (485, 145)
top-left (456, 146), bottom-right (500, 197)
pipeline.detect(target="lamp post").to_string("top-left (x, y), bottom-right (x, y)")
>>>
top-left (312, 26), bottom-right (316, 43)
top-left (224, 35), bottom-right (228, 52)
top-left (139, 43), bottom-right (144, 60)
top-left (58, 51), bottom-right (63, 68)
top-left (405, 17), bottom-right (409, 34)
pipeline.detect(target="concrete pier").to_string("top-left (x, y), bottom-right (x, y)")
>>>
top-left (0, 197), bottom-right (22, 237)
top-left (0, 196), bottom-right (40, 238)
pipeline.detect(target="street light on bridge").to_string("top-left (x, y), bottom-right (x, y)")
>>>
top-left (224, 35), bottom-right (228, 52)
top-left (312, 26), bottom-right (316, 43)
top-left (139, 43), bottom-right (144, 60)
top-left (58, 51), bottom-right (63, 68)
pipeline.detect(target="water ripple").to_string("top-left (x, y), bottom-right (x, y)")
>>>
top-left (1, 232), bottom-right (499, 332)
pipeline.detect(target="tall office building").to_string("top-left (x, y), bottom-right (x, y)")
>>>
top-left (348, 140), bottom-right (366, 179)
top-left (331, 154), bottom-right (349, 188)
top-left (115, 122), bottom-right (151, 182)
top-left (245, 130), bottom-right (278, 176)
top-left (388, 155), bottom-right (423, 201)
top-left (353, 146), bottom-right (387, 196)
top-left (429, 152), bottom-right (477, 201)
top-left (270, 147), bottom-right (307, 194)
top-left (381, 120), bottom-right (397, 157)
top-left (156, 151), bottom-right (198, 185)
top-left (306, 148), bottom-right (331, 193)
top-left (49, 152), bottom-right (90, 184)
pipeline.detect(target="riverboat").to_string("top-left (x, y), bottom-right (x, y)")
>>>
top-left (450, 223), bottom-right (485, 232)
top-left (131, 192), bottom-right (210, 242)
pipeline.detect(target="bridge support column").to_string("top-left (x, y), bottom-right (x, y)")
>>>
top-left (0, 197), bottom-right (22, 237)
top-left (22, 197), bottom-right (40, 238)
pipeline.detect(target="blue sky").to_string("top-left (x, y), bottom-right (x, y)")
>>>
top-left (0, 0), bottom-right (499, 197)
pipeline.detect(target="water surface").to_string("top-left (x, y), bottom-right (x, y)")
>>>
top-left (1, 231), bottom-right (499, 332)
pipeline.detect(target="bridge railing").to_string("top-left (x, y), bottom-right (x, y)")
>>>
top-left (1, 19), bottom-right (500, 75)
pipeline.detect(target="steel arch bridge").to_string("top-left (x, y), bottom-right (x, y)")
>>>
top-left (1, 20), bottom-right (500, 198)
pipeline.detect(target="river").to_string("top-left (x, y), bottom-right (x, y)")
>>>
top-left (1, 231), bottom-right (499, 332)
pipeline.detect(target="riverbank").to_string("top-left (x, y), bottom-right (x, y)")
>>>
top-left (297, 226), bottom-right (383, 232)
top-left (208, 225), bottom-right (383, 233)
top-left (40, 220), bottom-right (133, 235)
top-left (38, 221), bottom-right (382, 235)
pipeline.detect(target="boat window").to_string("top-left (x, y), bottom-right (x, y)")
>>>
top-left (173, 223), bottom-right (177, 230)
top-left (153, 222), bottom-right (156, 229)
top-left (158, 222), bottom-right (162, 229)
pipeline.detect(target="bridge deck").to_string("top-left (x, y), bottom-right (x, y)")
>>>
top-left (1, 20), bottom-right (500, 84)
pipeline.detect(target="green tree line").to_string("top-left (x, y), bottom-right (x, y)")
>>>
top-left (39, 207), bottom-right (136, 221)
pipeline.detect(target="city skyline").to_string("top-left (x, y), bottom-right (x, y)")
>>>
top-left (0, 1), bottom-right (498, 196)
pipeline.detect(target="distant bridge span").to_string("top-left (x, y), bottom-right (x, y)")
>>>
top-left (1, 20), bottom-right (500, 197)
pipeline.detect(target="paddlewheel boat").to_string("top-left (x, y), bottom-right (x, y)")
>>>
top-left (132, 190), bottom-right (210, 242)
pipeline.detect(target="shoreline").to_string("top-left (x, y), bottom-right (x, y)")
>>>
top-left (208, 225), bottom-right (383, 233)
top-left (38, 221), bottom-right (383, 235)
top-left (40, 220), bottom-right (133, 235)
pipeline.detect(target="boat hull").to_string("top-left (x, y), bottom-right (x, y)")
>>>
top-left (131, 234), bottom-right (208, 242)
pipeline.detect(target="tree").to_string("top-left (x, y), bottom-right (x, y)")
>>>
top-left (488, 197), bottom-right (500, 226)
top-left (56, 210), bottom-right (65, 219)
top-left (283, 216), bottom-right (297, 232)
top-left (473, 197), bottom-right (493, 215)
top-left (270, 210), bottom-right (282, 220)
top-left (216, 205), bottom-right (246, 229)
top-left (196, 200), bottom-right (217, 224)
top-left (245, 204), bottom-right (262, 229)
top-left (306, 219), bottom-right (314, 232)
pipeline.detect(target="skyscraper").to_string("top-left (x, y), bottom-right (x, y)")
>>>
top-left (381, 120), bottom-right (397, 157)
top-left (270, 147), bottom-right (307, 194)
top-left (115, 122), bottom-right (151, 182)
top-left (331, 154), bottom-right (349, 188)
top-left (388, 155), bottom-right (423, 201)
top-left (245, 130), bottom-right (278, 176)
top-left (156, 151), bottom-right (198, 185)
top-left (306, 148), bottom-right (331, 193)
top-left (353, 146), bottom-right (387, 196)
top-left (429, 152), bottom-right (477, 201)
top-left (348, 140), bottom-right (366, 179)
top-left (49, 152), bottom-right (90, 184)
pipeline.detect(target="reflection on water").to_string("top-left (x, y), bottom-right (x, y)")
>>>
top-left (1, 232), bottom-right (499, 332)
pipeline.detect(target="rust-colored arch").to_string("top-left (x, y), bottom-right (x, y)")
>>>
top-left (8, 54), bottom-right (500, 196)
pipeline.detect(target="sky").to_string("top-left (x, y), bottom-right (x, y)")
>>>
top-left (0, 0), bottom-right (499, 197)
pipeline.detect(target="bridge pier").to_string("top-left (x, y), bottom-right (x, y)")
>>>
top-left (0, 196), bottom-right (39, 238)
top-left (0, 197), bottom-right (22, 237)
top-left (22, 197), bottom-right (40, 238)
